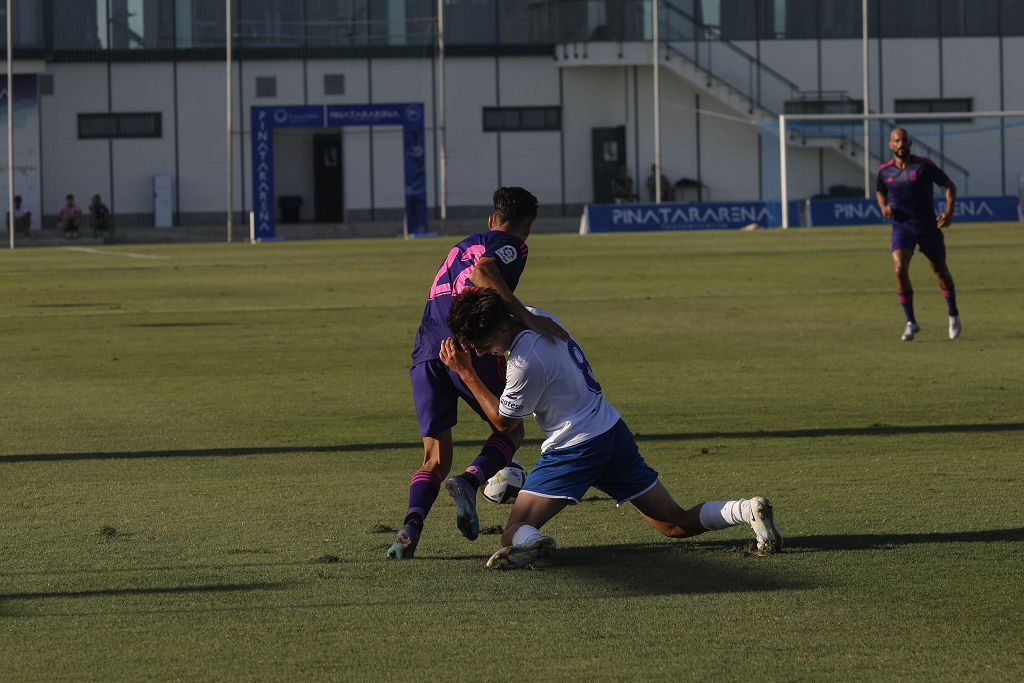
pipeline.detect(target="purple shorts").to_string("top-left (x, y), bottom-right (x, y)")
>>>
top-left (410, 355), bottom-right (507, 437)
top-left (891, 225), bottom-right (946, 264)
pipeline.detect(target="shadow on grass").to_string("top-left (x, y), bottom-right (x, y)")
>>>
top-left (538, 542), bottom-right (802, 596)
top-left (686, 527), bottom-right (1024, 553)
top-left (1, 581), bottom-right (290, 602)
top-left (3, 421), bottom-right (1023, 464)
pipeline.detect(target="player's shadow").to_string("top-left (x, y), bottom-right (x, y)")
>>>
top-left (683, 527), bottom-right (1024, 554)
top-left (4, 421), bottom-right (1023, 463)
top-left (542, 542), bottom-right (803, 596)
top-left (0, 581), bottom-right (289, 602)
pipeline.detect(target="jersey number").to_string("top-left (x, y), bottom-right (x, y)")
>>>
top-left (428, 245), bottom-right (487, 300)
top-left (568, 340), bottom-right (602, 394)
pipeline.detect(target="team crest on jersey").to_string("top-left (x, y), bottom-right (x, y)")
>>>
top-left (495, 245), bottom-right (519, 264)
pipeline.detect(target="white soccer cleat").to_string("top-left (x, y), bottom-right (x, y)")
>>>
top-left (749, 496), bottom-right (783, 554)
top-left (486, 535), bottom-right (556, 570)
top-left (949, 315), bottom-right (961, 340)
top-left (901, 321), bottom-right (920, 341)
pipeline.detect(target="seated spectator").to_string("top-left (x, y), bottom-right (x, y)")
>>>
top-left (6, 194), bottom-right (31, 237)
top-left (89, 194), bottom-right (114, 243)
top-left (646, 165), bottom-right (674, 202)
top-left (612, 165), bottom-right (638, 204)
top-left (58, 194), bottom-right (82, 238)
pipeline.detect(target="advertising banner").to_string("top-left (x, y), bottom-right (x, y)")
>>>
top-left (580, 200), bottom-right (802, 233)
top-left (808, 196), bottom-right (1021, 227)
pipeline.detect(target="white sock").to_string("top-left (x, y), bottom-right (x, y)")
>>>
top-left (512, 524), bottom-right (545, 546)
top-left (698, 500), bottom-right (752, 531)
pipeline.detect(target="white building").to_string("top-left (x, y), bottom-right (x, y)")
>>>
top-left (5, 1), bottom-right (1023, 230)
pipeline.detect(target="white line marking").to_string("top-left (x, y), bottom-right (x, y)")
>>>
top-left (64, 246), bottom-right (168, 260)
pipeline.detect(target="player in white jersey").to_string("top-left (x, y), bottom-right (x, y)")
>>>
top-left (441, 288), bottom-right (783, 569)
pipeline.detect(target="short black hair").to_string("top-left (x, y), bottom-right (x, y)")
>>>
top-left (447, 288), bottom-right (509, 349)
top-left (66, 194), bottom-right (74, 200)
top-left (492, 187), bottom-right (538, 229)
top-left (13, 195), bottom-right (20, 201)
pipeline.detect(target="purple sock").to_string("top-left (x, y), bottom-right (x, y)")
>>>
top-left (465, 433), bottom-right (516, 487)
top-left (898, 290), bottom-right (916, 323)
top-left (942, 288), bottom-right (959, 316)
top-left (407, 470), bottom-right (442, 521)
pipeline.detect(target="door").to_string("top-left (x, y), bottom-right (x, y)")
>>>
top-left (314, 133), bottom-right (344, 222)
top-left (591, 126), bottom-right (626, 204)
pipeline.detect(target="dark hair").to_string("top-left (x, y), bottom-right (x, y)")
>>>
top-left (13, 195), bottom-right (20, 202)
top-left (66, 194), bottom-right (74, 200)
top-left (492, 187), bottom-right (538, 229)
top-left (448, 288), bottom-right (509, 348)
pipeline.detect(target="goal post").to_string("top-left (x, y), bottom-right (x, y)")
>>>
top-left (777, 110), bottom-right (1024, 228)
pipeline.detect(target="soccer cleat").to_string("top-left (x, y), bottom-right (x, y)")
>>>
top-left (446, 476), bottom-right (480, 541)
top-left (901, 321), bottom-right (920, 341)
top-left (486, 535), bottom-right (556, 570)
top-left (749, 496), bottom-right (783, 554)
top-left (949, 315), bottom-right (961, 340)
top-left (386, 523), bottom-right (421, 560)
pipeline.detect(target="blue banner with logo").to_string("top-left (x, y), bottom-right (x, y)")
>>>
top-left (250, 103), bottom-right (428, 240)
top-left (581, 201), bottom-right (802, 233)
top-left (808, 196), bottom-right (1020, 227)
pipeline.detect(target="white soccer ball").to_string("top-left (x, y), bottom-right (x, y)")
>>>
top-left (482, 460), bottom-right (527, 504)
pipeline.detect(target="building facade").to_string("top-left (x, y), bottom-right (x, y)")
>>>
top-left (4, 0), bottom-right (1023, 229)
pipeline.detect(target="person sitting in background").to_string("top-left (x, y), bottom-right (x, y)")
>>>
top-left (57, 194), bottom-right (81, 238)
top-left (612, 165), bottom-right (637, 203)
top-left (646, 165), bottom-right (674, 202)
top-left (7, 195), bottom-right (31, 237)
top-left (89, 194), bottom-right (114, 243)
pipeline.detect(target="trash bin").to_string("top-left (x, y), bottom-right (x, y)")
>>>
top-left (278, 196), bottom-right (303, 223)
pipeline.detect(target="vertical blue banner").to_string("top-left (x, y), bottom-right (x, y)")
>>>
top-left (250, 103), bottom-right (428, 240)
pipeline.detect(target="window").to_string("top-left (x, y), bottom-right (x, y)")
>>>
top-left (256, 76), bottom-right (277, 98)
top-left (38, 74), bottom-right (54, 96)
top-left (78, 113), bottom-right (162, 139)
top-left (893, 98), bottom-right (973, 124)
top-left (483, 106), bottom-right (561, 132)
top-left (324, 74), bottom-right (346, 95)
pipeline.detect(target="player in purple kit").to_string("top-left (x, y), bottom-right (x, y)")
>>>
top-left (387, 187), bottom-right (567, 560)
top-left (875, 128), bottom-right (960, 341)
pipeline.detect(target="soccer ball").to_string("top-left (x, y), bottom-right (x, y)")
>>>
top-left (482, 460), bottom-right (527, 504)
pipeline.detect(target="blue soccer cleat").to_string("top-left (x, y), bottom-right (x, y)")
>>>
top-left (446, 476), bottom-right (480, 541)
top-left (386, 523), bottom-right (421, 560)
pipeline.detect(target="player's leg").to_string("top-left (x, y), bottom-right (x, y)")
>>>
top-left (485, 493), bottom-right (566, 569)
top-left (891, 238), bottom-right (919, 340)
top-left (630, 485), bottom-right (782, 553)
top-left (388, 361), bottom-right (460, 559)
top-left (920, 231), bottom-right (960, 339)
top-left (446, 354), bottom-right (523, 541)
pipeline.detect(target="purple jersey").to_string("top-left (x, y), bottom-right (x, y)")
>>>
top-left (411, 230), bottom-right (528, 365)
top-left (876, 156), bottom-right (951, 231)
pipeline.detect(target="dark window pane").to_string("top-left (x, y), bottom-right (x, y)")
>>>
top-left (79, 115), bottom-right (119, 138)
top-left (782, 0), bottom-right (820, 39)
top-left (881, 0), bottom-right (939, 38)
top-left (79, 113), bottom-right (161, 139)
top-left (1003, 0), bottom-right (1024, 35)
top-left (720, 0), bottom-right (757, 39)
top-left (306, 0), bottom-right (367, 48)
top-left (821, 0), bottom-right (863, 38)
top-left (519, 108), bottom-right (546, 129)
top-left (965, 0), bottom-right (999, 35)
top-left (445, 0), bottom-right (497, 45)
top-left (483, 106), bottom-right (561, 132)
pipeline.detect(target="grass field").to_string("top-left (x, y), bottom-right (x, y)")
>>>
top-left (2, 224), bottom-right (1023, 680)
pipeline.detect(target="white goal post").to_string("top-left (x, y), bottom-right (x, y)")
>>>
top-left (778, 110), bottom-right (1024, 228)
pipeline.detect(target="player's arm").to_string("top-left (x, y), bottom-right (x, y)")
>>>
top-left (471, 257), bottom-right (569, 342)
top-left (875, 174), bottom-right (892, 219)
top-left (438, 338), bottom-right (522, 435)
top-left (936, 179), bottom-right (957, 229)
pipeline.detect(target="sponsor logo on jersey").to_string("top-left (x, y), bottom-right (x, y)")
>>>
top-left (495, 245), bottom-right (518, 264)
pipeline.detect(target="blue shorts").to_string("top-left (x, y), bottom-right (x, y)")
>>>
top-left (891, 225), bottom-right (946, 264)
top-left (521, 419), bottom-right (659, 506)
top-left (410, 356), bottom-right (506, 437)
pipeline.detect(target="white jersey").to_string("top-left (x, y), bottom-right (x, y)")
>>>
top-left (498, 308), bottom-right (621, 452)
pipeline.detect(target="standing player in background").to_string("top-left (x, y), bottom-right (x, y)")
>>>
top-left (387, 187), bottom-right (568, 560)
top-left (441, 288), bottom-right (783, 570)
top-left (876, 128), bottom-right (960, 341)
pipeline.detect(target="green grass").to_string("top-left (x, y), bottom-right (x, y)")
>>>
top-left (1, 224), bottom-right (1022, 680)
